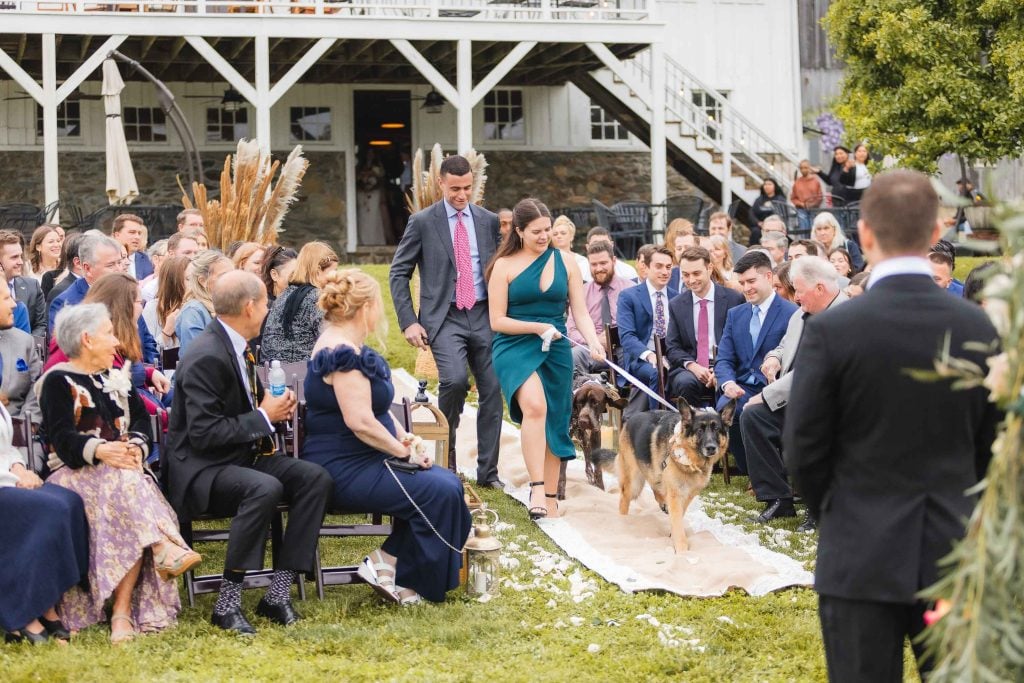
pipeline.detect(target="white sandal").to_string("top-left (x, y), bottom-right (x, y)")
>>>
top-left (356, 549), bottom-right (399, 604)
top-left (395, 586), bottom-right (423, 606)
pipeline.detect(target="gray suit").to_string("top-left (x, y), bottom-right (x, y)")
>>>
top-left (0, 327), bottom-right (42, 424)
top-left (13, 277), bottom-right (46, 337)
top-left (389, 200), bottom-right (504, 484)
top-left (741, 291), bottom-right (848, 501)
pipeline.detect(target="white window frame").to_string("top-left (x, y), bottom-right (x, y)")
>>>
top-left (205, 106), bottom-right (250, 144)
top-left (481, 89), bottom-right (526, 143)
top-left (588, 101), bottom-right (629, 143)
top-left (289, 105), bottom-right (333, 144)
top-left (121, 106), bottom-right (168, 144)
top-left (35, 100), bottom-right (82, 141)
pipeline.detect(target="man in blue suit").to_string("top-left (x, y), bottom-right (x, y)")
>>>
top-left (714, 250), bottom-right (797, 473)
top-left (112, 213), bottom-right (154, 282)
top-left (617, 245), bottom-right (678, 419)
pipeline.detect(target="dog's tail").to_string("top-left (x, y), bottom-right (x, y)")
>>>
top-left (589, 448), bottom-right (618, 472)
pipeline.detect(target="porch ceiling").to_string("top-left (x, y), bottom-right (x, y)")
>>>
top-left (0, 35), bottom-right (644, 87)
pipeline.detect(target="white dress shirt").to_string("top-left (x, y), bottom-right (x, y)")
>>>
top-left (644, 280), bottom-right (671, 355)
top-left (866, 256), bottom-right (933, 289)
top-left (218, 319), bottom-right (273, 431)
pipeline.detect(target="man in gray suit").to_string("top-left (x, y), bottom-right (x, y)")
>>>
top-left (0, 283), bottom-right (42, 425)
top-left (0, 230), bottom-right (47, 337)
top-left (389, 155), bottom-right (504, 487)
top-left (742, 256), bottom-right (847, 525)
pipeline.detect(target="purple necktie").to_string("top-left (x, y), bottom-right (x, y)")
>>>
top-left (654, 291), bottom-right (666, 338)
top-left (697, 298), bottom-right (710, 367)
top-left (453, 211), bottom-right (476, 310)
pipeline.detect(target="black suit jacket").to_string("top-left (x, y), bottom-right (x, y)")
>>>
top-left (783, 274), bottom-right (1000, 604)
top-left (665, 284), bottom-right (745, 369)
top-left (165, 320), bottom-right (275, 514)
top-left (14, 276), bottom-right (46, 337)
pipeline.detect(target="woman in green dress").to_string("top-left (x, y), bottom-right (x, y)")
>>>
top-left (487, 199), bottom-right (605, 520)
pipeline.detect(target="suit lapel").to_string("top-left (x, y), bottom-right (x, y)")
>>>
top-left (211, 321), bottom-right (250, 403)
top-left (679, 291), bottom-right (696, 346)
top-left (433, 201), bottom-right (457, 270)
top-left (737, 304), bottom-right (754, 361)
top-left (712, 285), bottom-right (730, 339)
top-left (469, 204), bottom-right (494, 265)
top-left (753, 297), bottom-right (783, 354)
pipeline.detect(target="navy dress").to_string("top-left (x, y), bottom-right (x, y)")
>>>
top-left (299, 345), bottom-right (471, 603)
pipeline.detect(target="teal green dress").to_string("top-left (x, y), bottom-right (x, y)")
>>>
top-left (491, 247), bottom-right (575, 460)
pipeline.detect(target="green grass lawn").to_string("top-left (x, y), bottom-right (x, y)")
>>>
top-left (6, 261), bottom-right (956, 681)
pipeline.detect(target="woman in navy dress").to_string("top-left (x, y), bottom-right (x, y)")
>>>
top-left (300, 268), bottom-right (471, 605)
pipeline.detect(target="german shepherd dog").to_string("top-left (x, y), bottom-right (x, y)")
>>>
top-left (596, 398), bottom-right (736, 553)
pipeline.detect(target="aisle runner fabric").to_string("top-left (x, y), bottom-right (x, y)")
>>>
top-left (393, 370), bottom-right (814, 598)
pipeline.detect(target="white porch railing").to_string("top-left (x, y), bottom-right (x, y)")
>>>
top-left (2, 0), bottom-right (651, 21)
top-left (625, 50), bottom-right (801, 194)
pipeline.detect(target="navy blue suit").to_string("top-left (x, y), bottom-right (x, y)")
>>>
top-left (617, 282), bottom-right (678, 413)
top-left (132, 251), bottom-right (154, 281)
top-left (714, 293), bottom-right (797, 471)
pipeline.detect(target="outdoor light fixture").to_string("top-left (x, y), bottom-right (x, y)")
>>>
top-left (380, 122), bottom-right (406, 129)
top-left (221, 88), bottom-right (245, 112)
top-left (465, 509), bottom-right (502, 599)
top-left (368, 139), bottom-right (393, 146)
top-left (421, 90), bottom-right (445, 114)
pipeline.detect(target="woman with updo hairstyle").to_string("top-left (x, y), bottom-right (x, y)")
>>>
top-left (299, 268), bottom-right (470, 606)
top-left (260, 245), bottom-right (299, 305)
top-left (486, 198), bottom-right (605, 520)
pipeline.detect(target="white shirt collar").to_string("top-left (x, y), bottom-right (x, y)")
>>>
top-left (866, 256), bottom-right (933, 289)
top-left (646, 280), bottom-right (668, 298)
top-left (753, 291), bottom-right (776, 315)
top-left (692, 284), bottom-right (715, 304)
top-left (218, 319), bottom-right (249, 357)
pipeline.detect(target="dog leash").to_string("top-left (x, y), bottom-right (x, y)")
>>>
top-left (567, 339), bottom-right (680, 413)
top-left (384, 459), bottom-right (466, 554)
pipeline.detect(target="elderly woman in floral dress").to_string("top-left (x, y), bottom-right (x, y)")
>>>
top-left (39, 303), bottom-right (200, 644)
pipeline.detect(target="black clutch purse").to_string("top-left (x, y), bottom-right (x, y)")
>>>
top-left (385, 456), bottom-right (419, 474)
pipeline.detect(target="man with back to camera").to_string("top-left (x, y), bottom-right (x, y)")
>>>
top-left (784, 170), bottom-right (1000, 682)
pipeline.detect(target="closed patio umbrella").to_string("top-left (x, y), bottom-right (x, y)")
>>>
top-left (102, 58), bottom-right (139, 205)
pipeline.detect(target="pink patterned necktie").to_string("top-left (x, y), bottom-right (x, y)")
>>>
top-left (696, 298), bottom-right (710, 367)
top-left (453, 211), bottom-right (476, 310)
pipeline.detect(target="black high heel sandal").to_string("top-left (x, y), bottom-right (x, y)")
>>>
top-left (39, 615), bottom-right (70, 641)
top-left (528, 481), bottom-right (547, 520)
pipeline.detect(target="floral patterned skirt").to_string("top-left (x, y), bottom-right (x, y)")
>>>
top-left (47, 463), bottom-right (187, 633)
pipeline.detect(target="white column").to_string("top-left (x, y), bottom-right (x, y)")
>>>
top-left (341, 86), bottom-right (358, 253)
top-left (720, 99), bottom-right (733, 210)
top-left (42, 33), bottom-right (59, 220)
top-left (456, 39), bottom-right (473, 154)
top-left (255, 35), bottom-right (271, 152)
top-left (649, 41), bottom-right (667, 236)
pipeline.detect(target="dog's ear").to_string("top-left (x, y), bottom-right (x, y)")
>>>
top-left (719, 399), bottom-right (738, 427)
top-left (676, 397), bottom-right (695, 422)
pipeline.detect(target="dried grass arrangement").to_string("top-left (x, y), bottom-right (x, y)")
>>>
top-left (179, 139), bottom-right (309, 251)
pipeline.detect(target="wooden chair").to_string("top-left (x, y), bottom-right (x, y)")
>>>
top-left (653, 336), bottom-right (669, 402)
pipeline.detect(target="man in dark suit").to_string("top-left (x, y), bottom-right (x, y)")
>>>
top-left (389, 155), bottom-right (504, 487)
top-left (617, 245), bottom-right (678, 419)
top-left (784, 170), bottom-right (1000, 682)
top-left (666, 245), bottom-right (744, 407)
top-left (714, 250), bottom-right (797, 473)
top-left (0, 230), bottom-right (47, 337)
top-left (742, 255), bottom-right (847, 524)
top-left (167, 271), bottom-right (332, 635)
top-left (111, 213), bottom-right (154, 282)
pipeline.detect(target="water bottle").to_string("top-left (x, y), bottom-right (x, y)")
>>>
top-left (268, 360), bottom-right (287, 398)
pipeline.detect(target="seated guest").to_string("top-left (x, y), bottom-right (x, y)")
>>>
top-left (232, 242), bottom-right (265, 275)
top-left (929, 240), bottom-right (965, 295)
top-left (142, 232), bottom-right (201, 303)
top-left (0, 288), bottom-right (43, 425)
top-left (27, 224), bottom-right (63, 286)
top-left (175, 250), bottom-right (234, 356)
top-left (773, 261), bottom-right (796, 302)
top-left (0, 230), bottom-right (47, 337)
top-left (0, 282), bottom-right (88, 645)
top-left (635, 243), bottom-right (656, 283)
top-left (585, 227), bottom-right (639, 281)
top-left (261, 241), bottom-right (339, 363)
top-left (665, 219), bottom-right (695, 291)
top-left (551, 216), bottom-right (591, 283)
top-left (760, 231), bottom-right (789, 266)
top-left (666, 246), bottom-right (744, 407)
top-left (927, 251), bottom-right (959, 294)
top-left (166, 272), bottom-right (332, 635)
top-left (708, 211), bottom-right (747, 261)
top-left (176, 208), bottom-right (205, 234)
top-left (566, 241), bottom-right (634, 378)
top-left (260, 246), bottom-right (298, 308)
top-left (183, 228), bottom-right (210, 251)
top-left (143, 255), bottom-right (189, 352)
top-left (813, 211), bottom-right (864, 271)
top-left (962, 261), bottom-right (998, 305)
top-left (44, 232), bottom-right (84, 305)
top-left (762, 215), bottom-right (788, 238)
top-left (742, 257), bottom-right (847, 526)
top-left (111, 214), bottom-right (154, 282)
top-left (787, 238), bottom-right (820, 260)
top-left (708, 234), bottom-right (741, 289)
top-left (40, 304), bottom-right (199, 643)
top-left (146, 239), bottom-right (168, 280)
top-left (714, 251), bottom-right (798, 473)
top-left (845, 271), bottom-right (870, 298)
top-left (617, 246), bottom-right (678, 419)
top-left (301, 269), bottom-right (471, 605)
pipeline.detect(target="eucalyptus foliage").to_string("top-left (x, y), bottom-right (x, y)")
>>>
top-left (826, 0), bottom-right (1024, 169)
top-left (920, 204), bottom-right (1024, 682)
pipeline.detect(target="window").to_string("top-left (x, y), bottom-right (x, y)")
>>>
top-left (590, 102), bottom-right (627, 141)
top-left (691, 90), bottom-right (728, 140)
top-left (289, 106), bottom-right (331, 142)
top-left (35, 101), bottom-right (81, 138)
top-left (483, 90), bottom-right (524, 141)
top-left (206, 107), bottom-right (249, 142)
top-left (122, 107), bottom-right (167, 142)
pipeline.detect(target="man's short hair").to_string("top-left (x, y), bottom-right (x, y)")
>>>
top-left (79, 234), bottom-right (122, 266)
top-left (0, 230), bottom-right (22, 250)
top-left (439, 155), bottom-right (471, 178)
top-left (635, 243), bottom-right (655, 265)
top-left (212, 271), bottom-right (265, 317)
top-left (586, 241), bottom-right (615, 260)
top-left (734, 250), bottom-right (773, 275)
top-left (646, 245), bottom-right (674, 266)
top-left (927, 251), bottom-right (953, 268)
top-left (678, 246), bottom-right (712, 267)
top-left (176, 208), bottom-right (202, 226)
top-left (930, 238), bottom-right (956, 270)
top-left (791, 239), bottom-right (820, 256)
top-left (708, 211), bottom-right (732, 228)
top-left (167, 232), bottom-right (195, 255)
top-left (861, 169), bottom-right (939, 254)
top-left (791, 256), bottom-right (840, 291)
top-left (587, 226), bottom-right (611, 243)
top-left (763, 215), bottom-right (787, 232)
top-left (761, 231), bottom-right (789, 250)
top-left (112, 213), bottom-right (144, 234)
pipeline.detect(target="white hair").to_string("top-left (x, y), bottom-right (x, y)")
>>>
top-left (763, 215), bottom-right (787, 233)
top-left (791, 256), bottom-right (840, 292)
top-left (760, 231), bottom-right (789, 250)
top-left (54, 303), bottom-right (110, 359)
top-left (79, 234), bottom-right (122, 267)
top-left (812, 212), bottom-right (848, 250)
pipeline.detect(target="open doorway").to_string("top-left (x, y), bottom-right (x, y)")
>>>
top-left (354, 90), bottom-right (412, 246)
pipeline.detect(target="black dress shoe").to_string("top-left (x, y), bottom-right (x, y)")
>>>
top-left (255, 598), bottom-right (301, 626)
top-left (481, 479), bottom-right (506, 490)
top-left (751, 498), bottom-right (797, 524)
top-left (211, 608), bottom-right (257, 636)
top-left (39, 616), bottom-right (70, 641)
top-left (797, 515), bottom-right (817, 532)
top-left (5, 628), bottom-right (49, 645)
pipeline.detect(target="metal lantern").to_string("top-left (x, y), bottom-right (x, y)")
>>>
top-left (411, 379), bottom-right (451, 471)
top-left (465, 508), bottom-right (502, 599)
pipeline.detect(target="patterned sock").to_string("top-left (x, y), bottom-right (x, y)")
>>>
top-left (213, 576), bottom-right (244, 616)
top-left (264, 570), bottom-right (296, 606)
